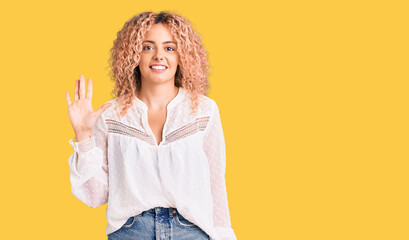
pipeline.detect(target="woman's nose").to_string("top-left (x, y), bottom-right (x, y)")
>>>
top-left (153, 48), bottom-right (164, 60)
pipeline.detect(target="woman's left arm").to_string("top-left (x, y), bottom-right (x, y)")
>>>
top-left (204, 100), bottom-right (237, 240)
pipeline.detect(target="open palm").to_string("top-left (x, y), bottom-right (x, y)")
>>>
top-left (66, 74), bottom-right (112, 141)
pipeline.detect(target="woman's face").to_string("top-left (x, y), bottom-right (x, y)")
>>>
top-left (138, 23), bottom-right (180, 86)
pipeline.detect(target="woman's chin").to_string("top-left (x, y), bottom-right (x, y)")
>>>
top-left (142, 77), bottom-right (175, 85)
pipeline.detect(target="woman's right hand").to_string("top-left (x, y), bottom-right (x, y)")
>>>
top-left (65, 74), bottom-right (112, 142)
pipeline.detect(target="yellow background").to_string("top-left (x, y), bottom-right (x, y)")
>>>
top-left (1, 0), bottom-right (408, 239)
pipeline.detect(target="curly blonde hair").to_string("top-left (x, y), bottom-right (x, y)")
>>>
top-left (107, 11), bottom-right (211, 118)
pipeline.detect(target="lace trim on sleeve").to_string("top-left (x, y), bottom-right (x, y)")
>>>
top-left (77, 136), bottom-right (96, 153)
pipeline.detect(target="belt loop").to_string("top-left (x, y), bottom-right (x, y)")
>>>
top-left (169, 207), bottom-right (172, 217)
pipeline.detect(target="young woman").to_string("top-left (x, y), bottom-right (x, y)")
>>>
top-left (66, 11), bottom-right (237, 240)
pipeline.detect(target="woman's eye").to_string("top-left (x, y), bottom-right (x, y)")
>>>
top-left (142, 46), bottom-right (175, 51)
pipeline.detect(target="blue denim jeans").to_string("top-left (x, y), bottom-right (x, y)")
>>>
top-left (107, 207), bottom-right (210, 240)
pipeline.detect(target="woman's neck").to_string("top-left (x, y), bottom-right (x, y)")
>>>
top-left (136, 84), bottom-right (179, 110)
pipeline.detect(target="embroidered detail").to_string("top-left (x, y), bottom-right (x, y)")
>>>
top-left (105, 119), bottom-right (156, 145)
top-left (165, 116), bottom-right (210, 143)
top-left (77, 136), bottom-right (96, 153)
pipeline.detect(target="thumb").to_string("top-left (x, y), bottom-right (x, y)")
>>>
top-left (95, 103), bottom-right (113, 116)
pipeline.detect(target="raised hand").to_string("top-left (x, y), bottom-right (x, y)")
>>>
top-left (66, 74), bottom-right (112, 142)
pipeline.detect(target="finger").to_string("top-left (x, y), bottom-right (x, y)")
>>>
top-left (80, 74), bottom-right (85, 99)
top-left (95, 103), bottom-right (113, 116)
top-left (66, 91), bottom-right (72, 105)
top-left (74, 78), bottom-right (79, 101)
top-left (87, 78), bottom-right (93, 100)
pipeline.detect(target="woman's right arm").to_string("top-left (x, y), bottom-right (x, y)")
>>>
top-left (68, 115), bottom-right (109, 208)
top-left (66, 74), bottom-right (112, 208)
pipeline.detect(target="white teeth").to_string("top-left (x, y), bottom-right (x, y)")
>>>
top-left (151, 66), bottom-right (166, 70)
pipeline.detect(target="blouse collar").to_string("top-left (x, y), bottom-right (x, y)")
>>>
top-left (133, 87), bottom-right (186, 112)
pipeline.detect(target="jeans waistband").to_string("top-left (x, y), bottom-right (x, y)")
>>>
top-left (146, 207), bottom-right (177, 217)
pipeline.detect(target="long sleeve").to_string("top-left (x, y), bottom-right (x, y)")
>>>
top-left (67, 114), bottom-right (109, 208)
top-left (203, 101), bottom-right (237, 240)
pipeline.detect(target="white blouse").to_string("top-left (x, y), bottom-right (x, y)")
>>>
top-left (67, 87), bottom-right (237, 240)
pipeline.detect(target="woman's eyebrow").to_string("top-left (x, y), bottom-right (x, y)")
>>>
top-left (142, 40), bottom-right (176, 44)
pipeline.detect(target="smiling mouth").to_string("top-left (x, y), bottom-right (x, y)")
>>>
top-left (150, 66), bottom-right (168, 70)
top-left (150, 66), bottom-right (167, 72)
